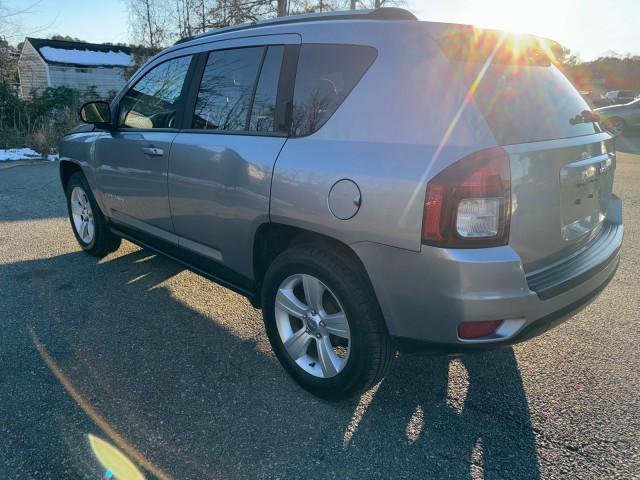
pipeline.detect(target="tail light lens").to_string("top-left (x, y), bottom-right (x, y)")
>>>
top-left (422, 147), bottom-right (511, 248)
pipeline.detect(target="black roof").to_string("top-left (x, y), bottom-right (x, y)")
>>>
top-left (25, 37), bottom-right (133, 67)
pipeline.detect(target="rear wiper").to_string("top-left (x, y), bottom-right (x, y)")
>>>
top-left (570, 110), bottom-right (600, 125)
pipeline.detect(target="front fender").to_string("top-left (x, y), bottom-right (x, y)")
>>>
top-left (59, 130), bottom-right (110, 215)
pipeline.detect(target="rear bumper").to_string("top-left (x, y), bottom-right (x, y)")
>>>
top-left (392, 256), bottom-right (618, 353)
top-left (352, 196), bottom-right (623, 352)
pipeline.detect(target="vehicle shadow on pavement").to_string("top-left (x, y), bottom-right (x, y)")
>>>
top-left (344, 351), bottom-right (540, 479)
top-left (5, 247), bottom-right (539, 479)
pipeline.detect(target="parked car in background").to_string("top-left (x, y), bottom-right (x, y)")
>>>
top-left (58, 9), bottom-right (623, 400)
top-left (603, 90), bottom-right (636, 105)
top-left (596, 98), bottom-right (640, 135)
top-left (581, 91), bottom-right (610, 109)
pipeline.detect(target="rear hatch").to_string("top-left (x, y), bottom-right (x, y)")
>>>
top-left (435, 26), bottom-right (615, 271)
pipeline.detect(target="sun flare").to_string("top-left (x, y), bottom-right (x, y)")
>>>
top-left (456, 0), bottom-right (573, 41)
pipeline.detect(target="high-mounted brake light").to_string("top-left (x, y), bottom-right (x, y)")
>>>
top-left (422, 147), bottom-right (511, 248)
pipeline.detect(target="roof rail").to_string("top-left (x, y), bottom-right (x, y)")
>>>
top-left (174, 8), bottom-right (417, 45)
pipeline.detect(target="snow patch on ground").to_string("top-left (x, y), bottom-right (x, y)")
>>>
top-left (0, 148), bottom-right (59, 162)
top-left (39, 46), bottom-right (133, 67)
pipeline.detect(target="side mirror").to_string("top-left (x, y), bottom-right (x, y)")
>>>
top-left (79, 101), bottom-right (112, 126)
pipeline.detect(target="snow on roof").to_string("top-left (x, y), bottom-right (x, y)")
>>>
top-left (39, 46), bottom-right (133, 67)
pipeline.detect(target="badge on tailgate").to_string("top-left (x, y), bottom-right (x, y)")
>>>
top-left (559, 152), bottom-right (615, 242)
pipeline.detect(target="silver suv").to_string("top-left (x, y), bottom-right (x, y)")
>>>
top-left (60, 9), bottom-right (623, 400)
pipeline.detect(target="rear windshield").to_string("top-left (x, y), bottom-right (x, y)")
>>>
top-left (436, 28), bottom-right (599, 145)
top-left (463, 64), bottom-right (599, 145)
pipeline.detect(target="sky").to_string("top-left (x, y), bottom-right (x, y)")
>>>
top-left (2, 0), bottom-right (639, 61)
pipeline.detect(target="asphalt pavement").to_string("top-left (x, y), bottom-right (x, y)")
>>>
top-left (1, 147), bottom-right (639, 479)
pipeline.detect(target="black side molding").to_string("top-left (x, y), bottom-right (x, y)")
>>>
top-left (110, 224), bottom-right (259, 306)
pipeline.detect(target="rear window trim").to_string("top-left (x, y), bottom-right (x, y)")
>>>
top-left (502, 131), bottom-right (612, 154)
top-left (175, 128), bottom-right (288, 138)
top-left (488, 130), bottom-right (606, 149)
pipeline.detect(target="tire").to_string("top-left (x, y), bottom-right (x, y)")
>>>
top-left (261, 245), bottom-right (394, 400)
top-left (606, 116), bottom-right (626, 136)
top-left (65, 171), bottom-right (121, 257)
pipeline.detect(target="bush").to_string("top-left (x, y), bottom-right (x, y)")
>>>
top-left (0, 84), bottom-right (102, 156)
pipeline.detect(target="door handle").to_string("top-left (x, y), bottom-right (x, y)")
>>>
top-left (142, 146), bottom-right (164, 156)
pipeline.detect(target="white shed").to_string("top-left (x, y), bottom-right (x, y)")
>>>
top-left (17, 38), bottom-right (133, 100)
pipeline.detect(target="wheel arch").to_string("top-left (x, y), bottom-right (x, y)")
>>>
top-left (59, 160), bottom-right (108, 216)
top-left (252, 223), bottom-right (374, 308)
top-left (59, 160), bottom-right (83, 189)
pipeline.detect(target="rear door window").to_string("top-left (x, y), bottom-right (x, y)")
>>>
top-left (290, 44), bottom-right (377, 137)
top-left (192, 47), bottom-right (263, 131)
top-left (248, 46), bottom-right (284, 133)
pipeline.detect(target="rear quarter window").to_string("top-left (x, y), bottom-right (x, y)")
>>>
top-left (290, 44), bottom-right (377, 137)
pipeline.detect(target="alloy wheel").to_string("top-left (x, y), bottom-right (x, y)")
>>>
top-left (274, 274), bottom-right (351, 378)
top-left (70, 186), bottom-right (95, 245)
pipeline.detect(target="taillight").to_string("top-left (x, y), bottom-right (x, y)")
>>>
top-left (422, 147), bottom-right (511, 248)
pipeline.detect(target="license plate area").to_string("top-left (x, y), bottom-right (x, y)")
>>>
top-left (559, 153), bottom-right (614, 242)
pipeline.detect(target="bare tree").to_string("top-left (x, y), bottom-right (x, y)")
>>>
top-left (126, 0), bottom-right (171, 48)
top-left (287, 0), bottom-right (341, 14)
top-left (0, 37), bottom-right (19, 88)
top-left (126, 0), bottom-right (396, 47)
top-left (352, 0), bottom-right (405, 8)
top-left (0, 1), bottom-right (61, 43)
top-left (176, 0), bottom-right (210, 38)
top-left (277, 0), bottom-right (287, 16)
top-left (0, 2), bottom-right (23, 90)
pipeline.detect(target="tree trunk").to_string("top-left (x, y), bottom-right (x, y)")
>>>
top-left (374, 0), bottom-right (380, 8)
top-left (277, 0), bottom-right (286, 17)
top-left (144, 0), bottom-right (155, 48)
top-left (350, 0), bottom-right (356, 9)
top-left (201, 0), bottom-right (206, 32)
top-left (185, 0), bottom-right (191, 36)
